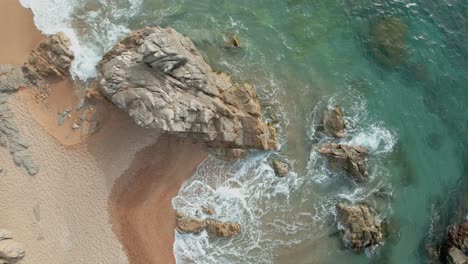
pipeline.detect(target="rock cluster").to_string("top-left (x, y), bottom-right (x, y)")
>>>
top-left (22, 32), bottom-right (74, 82)
top-left (0, 229), bottom-right (25, 263)
top-left (322, 106), bottom-right (345, 138)
top-left (316, 143), bottom-right (368, 181)
top-left (336, 203), bottom-right (383, 252)
top-left (175, 210), bottom-right (241, 238)
top-left (98, 27), bottom-right (276, 151)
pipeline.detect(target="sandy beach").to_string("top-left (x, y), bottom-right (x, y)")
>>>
top-left (0, 0), bottom-right (207, 263)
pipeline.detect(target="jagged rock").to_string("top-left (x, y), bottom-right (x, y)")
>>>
top-left (0, 239), bottom-right (25, 260)
top-left (336, 203), bottom-right (382, 252)
top-left (323, 106), bottom-right (345, 138)
top-left (175, 210), bottom-right (241, 238)
top-left (0, 65), bottom-right (29, 92)
top-left (316, 143), bottom-right (368, 181)
top-left (272, 160), bottom-right (289, 177)
top-left (370, 17), bottom-right (407, 67)
top-left (175, 210), bottom-right (206, 234)
top-left (448, 221), bottom-right (468, 255)
top-left (98, 27), bottom-right (276, 151)
top-left (448, 247), bottom-right (467, 264)
top-left (22, 32), bottom-right (74, 82)
top-left (205, 219), bottom-right (241, 238)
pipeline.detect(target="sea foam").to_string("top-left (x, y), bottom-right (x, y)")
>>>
top-left (19, 0), bottom-right (143, 81)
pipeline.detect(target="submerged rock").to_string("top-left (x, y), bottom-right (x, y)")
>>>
top-left (224, 32), bottom-right (241, 48)
top-left (336, 203), bottom-right (383, 252)
top-left (98, 27), bottom-right (276, 151)
top-left (370, 17), bottom-right (407, 67)
top-left (272, 159), bottom-right (289, 177)
top-left (175, 210), bottom-right (241, 238)
top-left (323, 106), bottom-right (346, 138)
top-left (316, 143), bottom-right (368, 181)
top-left (22, 32), bottom-right (74, 82)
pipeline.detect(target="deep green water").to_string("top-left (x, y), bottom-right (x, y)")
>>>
top-left (31, 0), bottom-right (468, 263)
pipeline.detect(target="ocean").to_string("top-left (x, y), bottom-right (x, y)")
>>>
top-left (19, 0), bottom-right (468, 263)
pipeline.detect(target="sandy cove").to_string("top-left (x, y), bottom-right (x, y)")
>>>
top-left (0, 0), bottom-right (207, 263)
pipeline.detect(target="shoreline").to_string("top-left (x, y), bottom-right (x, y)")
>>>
top-left (0, 0), bottom-right (207, 263)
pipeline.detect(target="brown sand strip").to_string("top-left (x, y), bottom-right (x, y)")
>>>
top-left (0, 0), bottom-right (44, 65)
top-left (109, 135), bottom-right (207, 264)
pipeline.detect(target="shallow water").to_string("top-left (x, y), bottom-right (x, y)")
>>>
top-left (21, 0), bottom-right (468, 263)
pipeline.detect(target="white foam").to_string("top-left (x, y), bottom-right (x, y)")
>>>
top-left (19, 0), bottom-right (143, 80)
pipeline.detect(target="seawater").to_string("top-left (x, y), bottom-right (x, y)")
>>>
top-left (20, 0), bottom-right (468, 263)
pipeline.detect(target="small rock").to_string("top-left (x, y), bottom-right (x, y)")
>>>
top-left (0, 239), bottom-right (25, 260)
top-left (323, 106), bottom-right (345, 138)
top-left (0, 230), bottom-right (12, 241)
top-left (175, 210), bottom-right (206, 234)
top-left (272, 160), bottom-right (289, 177)
top-left (225, 32), bottom-right (241, 48)
top-left (72, 121), bottom-right (81, 130)
top-left (205, 219), bottom-right (241, 238)
top-left (201, 206), bottom-right (215, 216)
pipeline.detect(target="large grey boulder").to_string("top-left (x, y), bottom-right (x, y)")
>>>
top-left (98, 27), bottom-right (276, 150)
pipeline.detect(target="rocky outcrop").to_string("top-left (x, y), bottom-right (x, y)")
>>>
top-left (316, 143), bottom-right (368, 181)
top-left (336, 203), bottom-right (382, 252)
top-left (272, 160), bottom-right (289, 177)
top-left (0, 65), bottom-right (29, 92)
top-left (22, 32), bottom-right (74, 82)
top-left (0, 229), bottom-right (25, 263)
top-left (98, 27), bottom-right (276, 151)
top-left (323, 106), bottom-right (345, 138)
top-left (175, 210), bottom-right (241, 238)
top-left (0, 91), bottom-right (38, 176)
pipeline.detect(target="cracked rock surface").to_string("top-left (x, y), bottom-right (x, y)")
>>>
top-left (98, 27), bottom-right (277, 150)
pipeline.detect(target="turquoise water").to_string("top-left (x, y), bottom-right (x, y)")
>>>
top-left (24, 0), bottom-right (468, 263)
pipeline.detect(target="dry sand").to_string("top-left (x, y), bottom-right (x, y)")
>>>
top-left (0, 0), bottom-right (208, 263)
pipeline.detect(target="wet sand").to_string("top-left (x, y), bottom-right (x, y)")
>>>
top-left (0, 0), bottom-right (208, 263)
top-left (109, 136), bottom-right (207, 264)
top-left (0, 0), bottom-right (44, 65)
